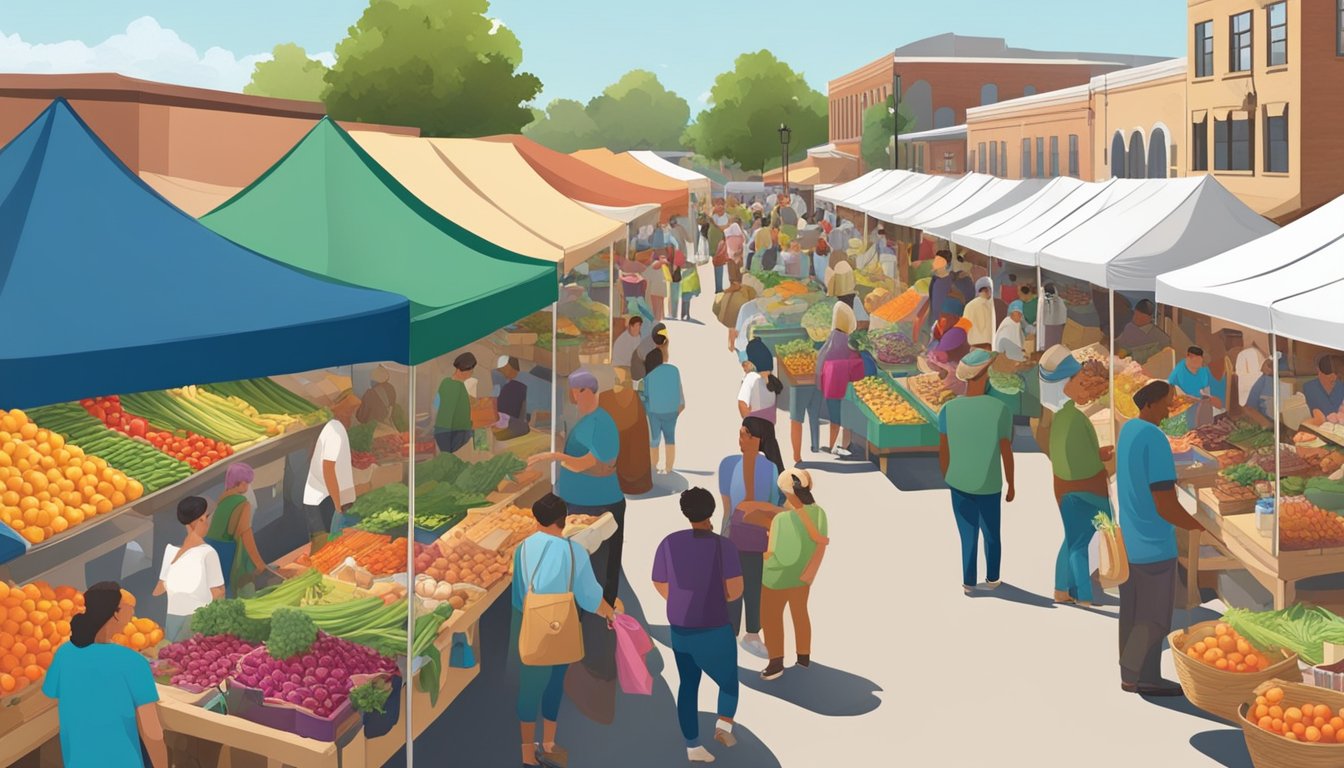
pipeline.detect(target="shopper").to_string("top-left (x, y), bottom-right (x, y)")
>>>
top-left (155, 496), bottom-right (225, 641)
top-left (719, 417), bottom-right (785, 660)
top-left (1039, 347), bottom-right (1113, 607)
top-left (43, 581), bottom-right (168, 768)
top-left (739, 338), bottom-right (783, 423)
top-left (669, 255), bottom-right (683, 321)
top-left (994, 300), bottom-right (1033, 363)
top-left (511, 493), bottom-right (616, 768)
top-left (679, 262), bottom-right (701, 321)
top-left (613, 316), bottom-right (644, 373)
top-left (302, 419), bottom-right (356, 555)
top-left (205, 463), bottom-right (270, 597)
top-left (355, 364), bottom-right (405, 432)
top-left (781, 241), bottom-right (805, 279)
top-left (1114, 299), bottom-right (1171, 365)
top-left (598, 367), bottom-right (653, 496)
top-left (710, 198), bottom-right (730, 293)
top-left (632, 322), bottom-right (667, 382)
top-left (938, 349), bottom-right (1015, 594)
top-left (825, 260), bottom-right (857, 308)
top-left (1116, 380), bottom-right (1203, 696)
top-left (528, 370), bottom-right (626, 604)
top-left (915, 256), bottom-right (952, 345)
top-left (653, 488), bottom-right (744, 762)
top-left (1039, 284), bottom-right (1068, 350)
top-left (817, 301), bottom-right (859, 456)
top-left (1018, 283), bottom-right (1039, 327)
top-left (1242, 356), bottom-right (1277, 424)
top-left (963, 277), bottom-right (995, 350)
top-left (434, 353), bottom-right (477, 453)
top-left (494, 357), bottom-right (531, 441)
top-left (760, 468), bottom-right (829, 681)
top-left (642, 348), bottom-right (685, 476)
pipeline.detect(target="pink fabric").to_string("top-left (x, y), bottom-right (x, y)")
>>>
top-left (613, 614), bottom-right (654, 696)
top-left (820, 356), bottom-right (864, 400)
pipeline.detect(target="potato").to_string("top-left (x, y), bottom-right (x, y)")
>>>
top-left (449, 596), bottom-right (466, 610)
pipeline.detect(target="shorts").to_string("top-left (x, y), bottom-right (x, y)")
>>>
top-left (788, 386), bottom-right (823, 424)
top-left (825, 397), bottom-right (842, 423)
top-left (648, 413), bottom-right (679, 446)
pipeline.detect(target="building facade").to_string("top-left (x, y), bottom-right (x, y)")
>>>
top-left (1093, 58), bottom-right (1189, 180)
top-left (964, 85), bottom-right (1093, 181)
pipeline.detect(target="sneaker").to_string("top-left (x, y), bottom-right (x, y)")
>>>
top-left (983, 580), bottom-right (1002, 591)
top-left (831, 446), bottom-right (852, 457)
top-left (794, 654), bottom-right (810, 668)
top-left (739, 636), bottom-right (769, 659)
top-left (714, 727), bottom-right (737, 748)
top-left (1122, 680), bottom-right (1185, 697)
top-left (687, 746), bottom-right (717, 763)
top-left (760, 659), bottom-right (785, 681)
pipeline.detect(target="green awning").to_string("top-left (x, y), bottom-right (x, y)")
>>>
top-left (202, 119), bottom-right (558, 364)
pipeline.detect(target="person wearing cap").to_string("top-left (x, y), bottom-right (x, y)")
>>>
top-left (155, 496), bottom-right (226, 642)
top-left (929, 298), bottom-right (975, 395)
top-left (1115, 299), bottom-right (1171, 365)
top-left (938, 349), bottom-right (1015, 594)
top-left (1168, 346), bottom-right (1219, 428)
top-left (1039, 346), bottom-right (1114, 607)
top-left (434, 352), bottom-right (477, 454)
top-left (963, 277), bottom-right (996, 349)
top-left (1039, 283), bottom-right (1068, 350)
top-left (994, 300), bottom-right (1034, 363)
top-left (528, 370), bottom-right (627, 605)
top-left (759, 468), bottom-right (829, 681)
top-left (494, 357), bottom-right (530, 441)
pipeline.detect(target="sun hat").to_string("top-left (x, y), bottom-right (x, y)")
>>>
top-left (956, 349), bottom-right (997, 382)
top-left (832, 301), bottom-right (857, 334)
top-left (776, 467), bottom-right (813, 496)
top-left (1039, 345), bottom-right (1083, 383)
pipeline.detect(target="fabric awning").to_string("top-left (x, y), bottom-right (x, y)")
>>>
top-left (0, 100), bottom-right (409, 408)
top-left (988, 179), bottom-right (1138, 267)
top-left (139, 172), bottom-right (242, 218)
top-left (815, 170), bottom-right (890, 206)
top-left (833, 171), bottom-right (920, 214)
top-left (627, 151), bottom-right (711, 201)
top-left (861, 174), bottom-right (957, 219)
top-left (572, 148), bottom-right (687, 194)
top-left (1272, 270), bottom-right (1344, 347)
top-left (949, 177), bottom-right (1087, 255)
top-left (920, 178), bottom-right (1050, 240)
top-left (761, 165), bottom-right (822, 186)
top-left (873, 173), bottom-right (989, 227)
top-left (578, 202), bottom-right (661, 228)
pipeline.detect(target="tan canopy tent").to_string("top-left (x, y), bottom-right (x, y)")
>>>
top-left (572, 148), bottom-right (688, 195)
top-left (139, 172), bottom-right (242, 218)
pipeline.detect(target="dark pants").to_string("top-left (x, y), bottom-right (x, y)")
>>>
top-left (949, 488), bottom-right (1002, 587)
top-left (1119, 558), bottom-right (1177, 686)
top-left (680, 294), bottom-right (694, 320)
top-left (568, 500), bottom-right (627, 605)
top-left (434, 428), bottom-right (471, 453)
top-left (303, 495), bottom-right (337, 539)
top-left (671, 625), bottom-right (739, 747)
top-left (729, 551), bottom-right (764, 635)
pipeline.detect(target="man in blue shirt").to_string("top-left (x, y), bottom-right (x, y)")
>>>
top-left (1302, 355), bottom-right (1344, 422)
top-left (1243, 357), bottom-right (1277, 424)
top-left (1168, 346), bottom-right (1220, 427)
top-left (1115, 380), bottom-right (1204, 697)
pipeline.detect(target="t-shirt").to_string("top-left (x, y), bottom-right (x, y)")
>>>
top-left (652, 530), bottom-right (742, 629)
top-left (763, 505), bottom-right (829, 590)
top-left (556, 409), bottom-right (623, 507)
top-left (511, 533), bottom-right (605, 614)
top-left (1246, 374), bottom-right (1275, 420)
top-left (1302, 378), bottom-right (1344, 418)
top-left (642, 364), bottom-right (684, 415)
top-left (497, 379), bottom-right (529, 438)
top-left (717, 454), bottom-right (780, 553)
top-left (1116, 418), bottom-right (1179, 564)
top-left (1022, 297), bottom-right (1039, 325)
top-left (1235, 346), bottom-right (1266, 407)
top-left (1049, 400), bottom-right (1103, 481)
top-left (434, 377), bottom-right (472, 431)
top-left (303, 421), bottom-right (356, 506)
top-left (1168, 363), bottom-right (1212, 399)
top-left (160, 543), bottom-right (225, 617)
top-left (963, 296), bottom-right (995, 346)
top-left (43, 643), bottom-right (159, 768)
top-left (938, 395), bottom-right (1012, 496)
top-left (738, 372), bottom-right (777, 417)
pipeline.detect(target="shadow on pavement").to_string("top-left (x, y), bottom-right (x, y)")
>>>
top-left (797, 460), bottom-right (878, 475)
top-left (630, 472), bottom-right (692, 500)
top-left (1144, 694), bottom-right (1235, 728)
top-left (1188, 729), bottom-right (1253, 768)
top-left (966, 582), bottom-right (1057, 609)
top-left (736, 661), bottom-right (883, 718)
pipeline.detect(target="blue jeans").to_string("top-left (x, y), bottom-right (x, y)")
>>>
top-left (788, 386), bottom-right (823, 450)
top-left (714, 264), bottom-right (725, 293)
top-left (949, 488), bottom-right (1002, 587)
top-left (1056, 492), bottom-right (1110, 603)
top-left (511, 609), bottom-right (568, 722)
top-left (648, 412), bottom-right (679, 446)
top-left (671, 625), bottom-right (739, 746)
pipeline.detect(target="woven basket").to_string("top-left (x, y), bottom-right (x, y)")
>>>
top-left (1169, 621), bottom-right (1299, 722)
top-left (1240, 679), bottom-right (1344, 767)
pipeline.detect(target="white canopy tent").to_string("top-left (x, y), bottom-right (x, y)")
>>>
top-left (1039, 175), bottom-right (1276, 291)
top-left (626, 151), bottom-right (712, 203)
top-left (815, 169), bottom-right (891, 206)
top-left (1273, 272), bottom-right (1344, 349)
top-left (830, 171), bottom-right (918, 214)
top-left (948, 177), bottom-right (1086, 254)
top-left (988, 179), bottom-right (1145, 266)
top-left (860, 174), bottom-right (957, 219)
top-left (874, 173), bottom-right (993, 227)
top-left (921, 177), bottom-right (1050, 240)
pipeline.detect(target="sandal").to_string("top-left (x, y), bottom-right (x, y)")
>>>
top-left (536, 744), bottom-right (568, 768)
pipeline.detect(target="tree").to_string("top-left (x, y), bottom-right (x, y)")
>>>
top-left (244, 44), bottom-right (329, 102)
top-left (585, 70), bottom-right (689, 151)
top-left (861, 96), bottom-right (916, 172)
top-left (523, 99), bottom-right (600, 153)
top-left (682, 51), bottom-right (827, 173)
top-left (323, 0), bottom-right (542, 137)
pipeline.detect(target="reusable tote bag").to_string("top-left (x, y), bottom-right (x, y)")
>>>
top-left (518, 541), bottom-right (585, 666)
top-left (612, 614), bottom-right (654, 696)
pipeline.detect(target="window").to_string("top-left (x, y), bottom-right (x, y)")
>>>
top-left (1049, 136), bottom-right (1060, 177)
top-left (980, 84), bottom-right (998, 105)
top-left (1147, 127), bottom-right (1168, 179)
top-left (1001, 142), bottom-right (1008, 177)
top-left (1230, 12), bottom-right (1252, 72)
top-left (934, 107), bottom-right (955, 129)
top-left (943, 152), bottom-right (956, 173)
top-left (1068, 135), bottom-right (1080, 177)
top-left (1195, 21), bottom-right (1214, 77)
top-left (1268, 2), bottom-right (1287, 67)
top-left (1023, 85), bottom-right (1037, 96)
top-left (1265, 108), bottom-right (1288, 173)
top-left (1021, 139), bottom-right (1032, 178)
top-left (918, 144), bottom-right (926, 173)
top-left (1127, 131), bottom-right (1146, 178)
top-left (1192, 113), bottom-right (1209, 171)
top-left (1214, 111), bottom-right (1254, 171)
top-left (1110, 133), bottom-right (1126, 178)
top-left (989, 141), bottom-right (999, 176)
top-left (977, 143), bottom-right (986, 173)
top-left (1338, 0), bottom-right (1344, 56)
top-left (1035, 137), bottom-right (1045, 178)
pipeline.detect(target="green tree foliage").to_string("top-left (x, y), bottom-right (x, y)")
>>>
top-left (683, 51), bottom-right (827, 172)
top-left (585, 70), bottom-right (690, 151)
top-left (861, 96), bottom-right (916, 171)
top-left (323, 0), bottom-right (542, 137)
top-left (523, 98), bottom-right (600, 152)
top-left (244, 44), bottom-right (330, 102)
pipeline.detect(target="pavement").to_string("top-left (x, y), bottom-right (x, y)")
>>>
top-left (393, 264), bottom-right (1255, 767)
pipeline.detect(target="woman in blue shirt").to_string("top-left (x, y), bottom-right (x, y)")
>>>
top-left (642, 347), bottom-right (685, 476)
top-left (42, 581), bottom-right (168, 768)
top-left (511, 494), bottom-right (616, 768)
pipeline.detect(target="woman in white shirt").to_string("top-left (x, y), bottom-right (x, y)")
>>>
top-left (739, 339), bottom-right (782, 423)
top-left (153, 496), bottom-right (225, 642)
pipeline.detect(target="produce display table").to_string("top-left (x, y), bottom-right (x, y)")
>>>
top-left (752, 325), bottom-right (809, 356)
top-left (0, 685), bottom-right (58, 767)
top-left (842, 375), bottom-right (938, 472)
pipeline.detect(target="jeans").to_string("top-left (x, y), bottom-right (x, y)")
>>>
top-left (434, 428), bottom-right (471, 453)
top-left (788, 386), bottom-right (823, 450)
top-left (671, 625), bottom-right (739, 747)
top-left (669, 282), bottom-right (682, 313)
top-left (511, 609), bottom-right (568, 722)
top-left (164, 614), bottom-right (192, 644)
top-left (569, 500), bottom-right (627, 605)
top-left (714, 264), bottom-right (725, 293)
top-left (729, 551), bottom-right (764, 635)
top-left (1119, 558), bottom-right (1177, 686)
top-left (949, 488), bottom-right (1002, 587)
top-left (1056, 492), bottom-right (1109, 603)
top-left (647, 412), bottom-right (679, 446)
top-left (761, 584), bottom-right (812, 659)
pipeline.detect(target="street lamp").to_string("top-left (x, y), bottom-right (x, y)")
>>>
top-left (778, 123), bottom-right (792, 194)
top-left (891, 71), bottom-right (902, 170)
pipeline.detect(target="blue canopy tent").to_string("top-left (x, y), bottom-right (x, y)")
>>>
top-left (0, 100), bottom-right (410, 409)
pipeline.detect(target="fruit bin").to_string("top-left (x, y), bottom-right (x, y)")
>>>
top-left (1239, 679), bottom-right (1344, 767)
top-left (844, 381), bottom-right (936, 449)
top-left (1169, 620), bottom-right (1299, 722)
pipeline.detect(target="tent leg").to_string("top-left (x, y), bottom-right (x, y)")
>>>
top-left (405, 363), bottom-right (416, 766)
top-left (551, 301), bottom-right (559, 485)
top-left (1271, 333), bottom-right (1280, 558)
top-left (1109, 290), bottom-right (1117, 455)
top-left (608, 239), bottom-right (615, 360)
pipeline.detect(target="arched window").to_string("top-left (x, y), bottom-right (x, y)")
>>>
top-left (1110, 132), bottom-right (1127, 178)
top-left (934, 107), bottom-right (955, 128)
top-left (1147, 127), bottom-right (1169, 178)
top-left (905, 80), bottom-right (933, 133)
top-left (980, 83), bottom-right (998, 105)
top-left (1023, 85), bottom-right (1037, 97)
top-left (1127, 130), bottom-right (1146, 179)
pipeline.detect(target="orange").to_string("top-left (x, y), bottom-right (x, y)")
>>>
top-left (0, 673), bottom-right (13, 692)
top-left (22, 664), bottom-right (41, 681)
top-left (0, 654), bottom-right (18, 672)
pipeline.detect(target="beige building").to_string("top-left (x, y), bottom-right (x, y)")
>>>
top-left (964, 84), bottom-right (1092, 181)
top-left (1094, 58), bottom-right (1189, 180)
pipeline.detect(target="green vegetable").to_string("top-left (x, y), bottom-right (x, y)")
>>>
top-left (452, 453), bottom-right (527, 495)
top-left (417, 453), bottom-right (468, 485)
top-left (356, 508), bottom-right (411, 534)
top-left (349, 679), bottom-right (393, 715)
top-left (776, 338), bottom-right (816, 358)
top-left (347, 422), bottom-right (377, 454)
top-left (1220, 464), bottom-right (1271, 487)
top-left (267, 608), bottom-right (317, 660)
top-left (413, 603), bottom-right (454, 706)
top-left (240, 569), bottom-right (325, 619)
top-left (118, 390), bottom-right (268, 445)
top-left (1282, 475), bottom-right (1307, 495)
top-left (191, 599), bottom-right (270, 643)
top-left (27, 403), bottom-right (194, 492)
top-left (348, 483), bottom-right (411, 519)
top-left (1160, 415), bottom-right (1190, 438)
top-left (988, 370), bottom-right (1023, 396)
top-left (1223, 605), bottom-right (1344, 666)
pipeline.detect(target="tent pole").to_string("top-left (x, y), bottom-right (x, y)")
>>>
top-left (1271, 332), bottom-right (1280, 559)
top-left (405, 363), bottom-right (416, 766)
top-left (551, 301), bottom-right (559, 485)
top-left (1109, 290), bottom-right (1117, 454)
top-left (608, 240), bottom-right (615, 360)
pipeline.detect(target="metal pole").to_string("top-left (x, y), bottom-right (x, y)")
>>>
top-left (1109, 290), bottom-right (1117, 458)
top-left (607, 240), bottom-right (615, 360)
top-left (404, 363), bottom-right (416, 765)
top-left (551, 301), bottom-right (559, 485)
top-left (892, 71), bottom-right (902, 171)
top-left (1271, 333), bottom-right (1280, 559)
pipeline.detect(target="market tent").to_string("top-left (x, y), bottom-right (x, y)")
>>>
top-left (626, 150), bottom-right (711, 201)
top-left (579, 201), bottom-right (661, 228)
top-left (1158, 192), bottom-right (1344, 332)
top-left (761, 166), bottom-right (822, 187)
top-left (573, 148), bottom-right (687, 194)
top-left (1272, 264), bottom-right (1344, 347)
top-left (948, 176), bottom-right (1087, 254)
top-left (139, 172), bottom-right (242, 218)
top-left (815, 169), bottom-right (890, 206)
top-left (0, 100), bottom-right (409, 408)
top-left (202, 118), bottom-right (557, 365)
top-left (920, 177), bottom-right (1050, 240)
top-left (873, 173), bottom-right (989, 226)
top-left (861, 173), bottom-right (958, 219)
top-left (1039, 176), bottom-right (1276, 291)
top-left (833, 171), bottom-right (920, 215)
top-left (987, 178), bottom-right (1139, 266)
top-left (485, 135), bottom-right (681, 220)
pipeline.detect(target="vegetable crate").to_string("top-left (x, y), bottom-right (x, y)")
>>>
top-left (752, 325), bottom-right (810, 356)
top-left (844, 382), bottom-right (936, 449)
top-left (224, 676), bottom-right (361, 743)
top-left (1239, 679), bottom-right (1344, 767)
top-left (1169, 621), bottom-right (1299, 722)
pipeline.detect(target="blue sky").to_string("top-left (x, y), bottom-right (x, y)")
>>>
top-left (0, 0), bottom-right (1185, 107)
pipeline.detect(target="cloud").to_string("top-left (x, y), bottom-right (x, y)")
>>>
top-left (698, 91), bottom-right (712, 104)
top-left (0, 16), bottom-right (328, 92)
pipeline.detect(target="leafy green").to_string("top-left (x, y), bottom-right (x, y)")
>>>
top-left (1223, 605), bottom-right (1344, 666)
top-left (1221, 464), bottom-right (1271, 487)
top-left (417, 453), bottom-right (468, 485)
top-left (347, 421), bottom-right (377, 453)
top-left (191, 599), bottom-right (270, 643)
top-left (1160, 415), bottom-right (1190, 437)
top-left (348, 483), bottom-right (411, 519)
top-left (267, 608), bottom-right (317, 660)
top-left (349, 679), bottom-right (393, 715)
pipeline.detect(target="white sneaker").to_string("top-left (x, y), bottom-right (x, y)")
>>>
top-left (687, 746), bottom-right (716, 763)
top-left (739, 636), bottom-right (769, 659)
top-left (831, 446), bottom-right (852, 457)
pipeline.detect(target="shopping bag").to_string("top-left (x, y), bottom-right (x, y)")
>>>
top-left (518, 543), bottom-right (585, 666)
top-left (612, 614), bottom-right (654, 696)
top-left (820, 356), bottom-right (864, 400)
top-left (1095, 513), bottom-right (1130, 586)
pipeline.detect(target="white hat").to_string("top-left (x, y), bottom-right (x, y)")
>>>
top-left (777, 467), bottom-right (813, 496)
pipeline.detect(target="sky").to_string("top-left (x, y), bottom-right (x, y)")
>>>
top-left (0, 0), bottom-right (1186, 107)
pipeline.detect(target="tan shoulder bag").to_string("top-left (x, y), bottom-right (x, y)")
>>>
top-left (518, 541), bottom-right (585, 666)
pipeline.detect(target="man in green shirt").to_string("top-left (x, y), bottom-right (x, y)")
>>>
top-left (938, 349), bottom-right (1015, 594)
top-left (1040, 345), bottom-right (1114, 606)
top-left (433, 352), bottom-right (476, 454)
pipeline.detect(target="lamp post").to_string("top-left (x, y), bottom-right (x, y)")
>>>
top-left (778, 123), bottom-right (792, 194)
top-left (891, 71), bottom-right (902, 170)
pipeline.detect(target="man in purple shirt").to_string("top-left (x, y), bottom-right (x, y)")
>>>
top-left (653, 487), bottom-right (745, 763)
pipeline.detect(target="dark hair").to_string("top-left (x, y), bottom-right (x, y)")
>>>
top-left (71, 581), bottom-right (121, 648)
top-left (742, 417), bottom-right (785, 475)
top-left (790, 473), bottom-right (817, 505)
top-left (1134, 298), bottom-right (1156, 315)
top-left (628, 315), bottom-right (644, 328)
top-left (1007, 273), bottom-right (1017, 282)
top-left (531, 492), bottom-right (568, 528)
top-left (453, 352), bottom-right (477, 372)
top-left (1133, 380), bottom-right (1172, 411)
top-left (679, 487), bottom-right (716, 523)
top-left (1019, 284), bottom-right (1034, 296)
top-left (764, 372), bottom-right (783, 396)
top-left (1043, 282), bottom-right (1056, 295)
top-left (504, 357), bottom-right (520, 372)
top-left (644, 347), bottom-right (664, 374)
top-left (177, 496), bottom-right (208, 526)
top-left (1320, 356), bottom-right (1336, 375)
top-left (1187, 346), bottom-right (1204, 357)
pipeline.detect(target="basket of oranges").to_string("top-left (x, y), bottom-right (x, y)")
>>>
top-left (1240, 680), bottom-right (1344, 766)
top-left (1169, 620), bottom-right (1299, 722)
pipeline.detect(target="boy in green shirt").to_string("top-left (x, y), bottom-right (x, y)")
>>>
top-left (433, 352), bottom-right (476, 454)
